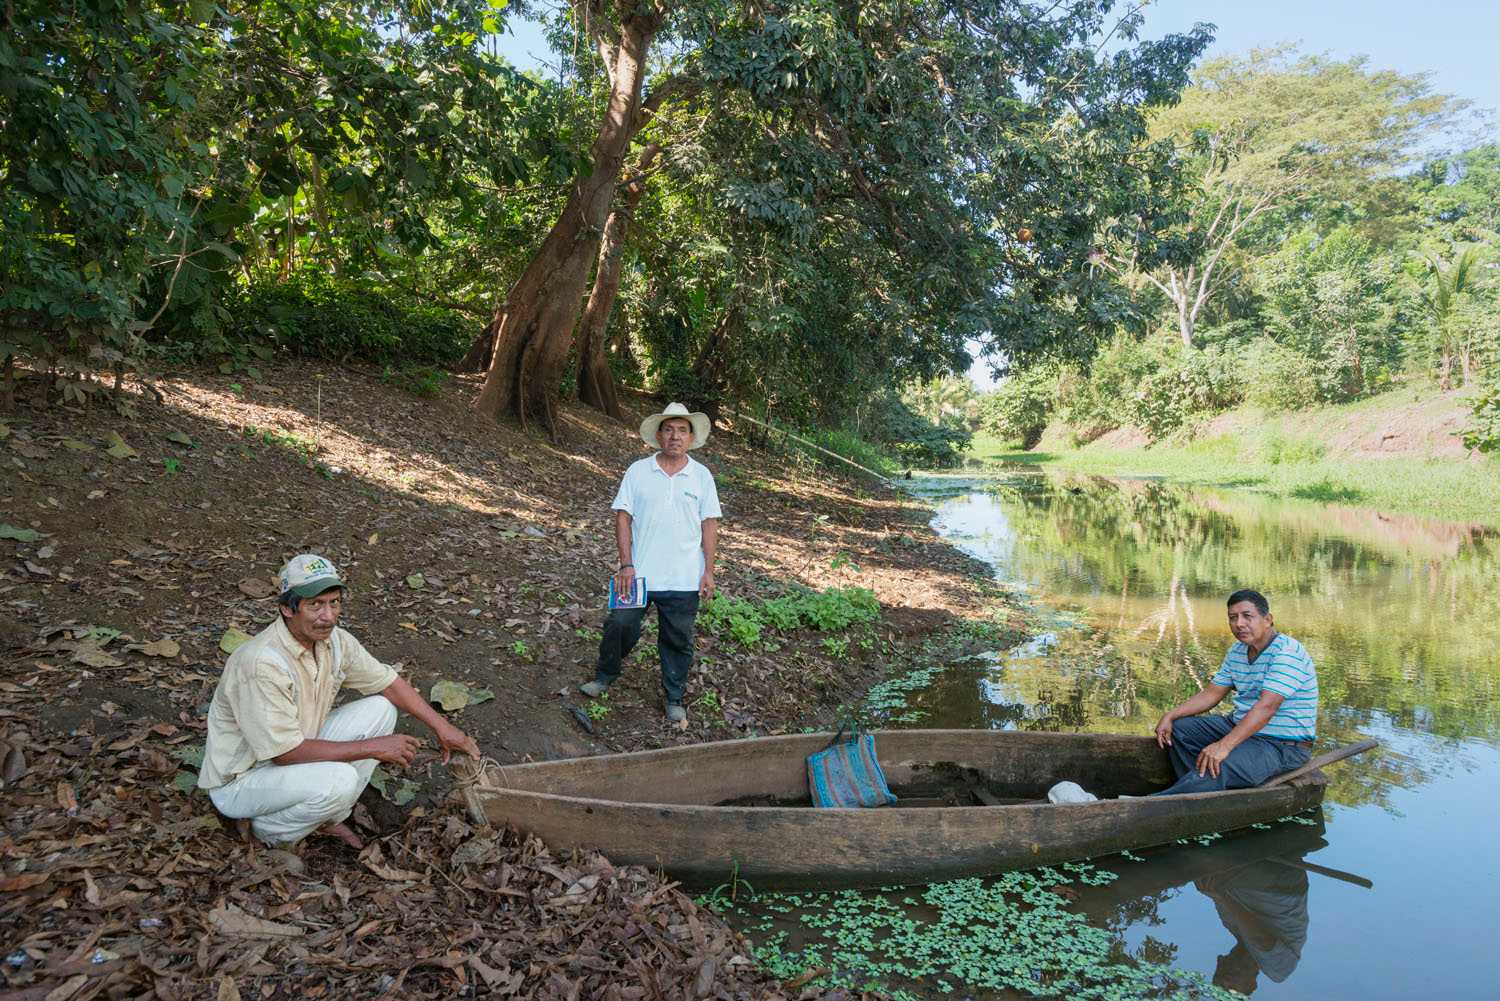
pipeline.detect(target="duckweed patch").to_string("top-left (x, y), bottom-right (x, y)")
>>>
top-left (704, 862), bottom-right (1240, 1000)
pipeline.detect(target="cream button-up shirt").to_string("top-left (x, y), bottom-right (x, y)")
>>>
top-left (198, 617), bottom-right (398, 790)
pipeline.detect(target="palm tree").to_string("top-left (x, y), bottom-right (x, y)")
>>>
top-left (1417, 247), bottom-right (1486, 389)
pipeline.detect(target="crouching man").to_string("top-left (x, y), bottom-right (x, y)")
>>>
top-left (197, 554), bottom-right (480, 848)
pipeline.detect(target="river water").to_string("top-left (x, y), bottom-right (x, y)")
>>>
top-left (905, 471), bottom-right (1500, 999)
top-left (717, 471), bottom-right (1500, 999)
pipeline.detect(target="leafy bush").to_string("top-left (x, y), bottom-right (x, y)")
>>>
top-left (217, 272), bottom-right (471, 368)
top-left (1462, 381), bottom-right (1500, 453)
top-left (1260, 430), bottom-right (1326, 465)
top-left (698, 587), bottom-right (880, 648)
top-left (1130, 347), bottom-right (1243, 441)
top-left (381, 364), bottom-right (450, 398)
top-left (978, 366), bottom-right (1054, 449)
top-left (1240, 339), bottom-right (1322, 410)
top-left (1057, 334), bottom-right (1159, 440)
top-left (807, 429), bottom-right (900, 477)
top-left (861, 391), bottom-right (971, 468)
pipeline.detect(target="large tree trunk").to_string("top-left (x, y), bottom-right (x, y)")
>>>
top-left (575, 144), bottom-right (661, 420)
top-left (473, 12), bottom-right (660, 436)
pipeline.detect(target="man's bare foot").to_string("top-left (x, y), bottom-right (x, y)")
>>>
top-left (316, 821), bottom-right (365, 850)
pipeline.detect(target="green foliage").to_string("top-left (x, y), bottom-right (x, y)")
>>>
top-left (381, 365), bottom-right (450, 399)
top-left (860, 392), bottom-right (972, 469)
top-left (805, 429), bottom-right (899, 478)
top-left (1240, 339), bottom-right (1323, 411)
top-left (584, 696), bottom-right (610, 721)
top-left (1129, 348), bottom-right (1243, 441)
top-left (221, 273), bottom-right (470, 367)
top-left (1462, 381), bottom-right (1500, 453)
top-left (1258, 227), bottom-right (1401, 400)
top-left (699, 587), bottom-right (880, 649)
top-left (242, 425), bottom-right (318, 463)
top-left (979, 368), bottom-right (1056, 449)
top-left (1260, 431), bottom-right (1326, 465)
top-left (709, 864), bottom-right (1240, 999)
top-left (0, 0), bottom-right (563, 393)
top-left (1057, 334), bottom-right (1160, 442)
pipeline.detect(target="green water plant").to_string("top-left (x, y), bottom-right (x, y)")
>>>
top-left (709, 863), bottom-right (1241, 1000)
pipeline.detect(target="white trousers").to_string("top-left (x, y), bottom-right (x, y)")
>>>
top-left (208, 695), bottom-right (397, 845)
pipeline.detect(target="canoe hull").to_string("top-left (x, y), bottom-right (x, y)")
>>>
top-left (465, 730), bottom-right (1326, 889)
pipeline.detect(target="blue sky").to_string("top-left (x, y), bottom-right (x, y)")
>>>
top-left (1139, 0), bottom-right (1498, 116)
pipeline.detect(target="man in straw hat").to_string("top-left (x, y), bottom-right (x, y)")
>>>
top-left (198, 554), bottom-right (480, 849)
top-left (579, 403), bottom-right (721, 723)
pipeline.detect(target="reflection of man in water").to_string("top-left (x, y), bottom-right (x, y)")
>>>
top-left (1196, 861), bottom-right (1310, 994)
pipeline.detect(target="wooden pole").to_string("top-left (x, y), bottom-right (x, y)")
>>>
top-left (727, 409), bottom-right (892, 483)
top-left (1268, 855), bottom-right (1374, 889)
top-left (1260, 738), bottom-right (1379, 788)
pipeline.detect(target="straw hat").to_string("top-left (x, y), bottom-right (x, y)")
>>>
top-left (639, 402), bottom-right (711, 450)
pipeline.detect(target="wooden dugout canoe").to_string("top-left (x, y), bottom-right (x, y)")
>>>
top-left (463, 730), bottom-right (1327, 890)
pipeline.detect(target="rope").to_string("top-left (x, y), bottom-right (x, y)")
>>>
top-left (449, 755), bottom-right (510, 789)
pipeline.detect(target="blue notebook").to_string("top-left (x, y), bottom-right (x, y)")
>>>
top-left (608, 575), bottom-right (646, 609)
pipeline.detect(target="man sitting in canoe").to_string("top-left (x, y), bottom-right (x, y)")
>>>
top-left (1152, 589), bottom-right (1317, 795)
top-left (198, 554), bottom-right (480, 848)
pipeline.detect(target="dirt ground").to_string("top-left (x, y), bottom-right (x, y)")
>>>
top-left (0, 364), bottom-right (1006, 999)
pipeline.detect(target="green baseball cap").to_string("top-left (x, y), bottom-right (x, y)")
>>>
top-left (278, 553), bottom-right (345, 599)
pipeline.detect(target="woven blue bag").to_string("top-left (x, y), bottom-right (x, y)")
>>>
top-left (807, 725), bottom-right (897, 809)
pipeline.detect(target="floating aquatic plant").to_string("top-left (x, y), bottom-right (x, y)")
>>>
top-left (707, 863), bottom-right (1241, 1000)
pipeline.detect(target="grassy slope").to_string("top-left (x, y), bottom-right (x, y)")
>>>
top-left (971, 382), bottom-right (1500, 527)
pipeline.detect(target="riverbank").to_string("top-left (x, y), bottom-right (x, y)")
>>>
top-left (0, 362), bottom-right (1002, 999)
top-left (971, 382), bottom-right (1500, 528)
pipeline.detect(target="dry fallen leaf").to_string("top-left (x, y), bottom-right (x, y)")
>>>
top-left (44, 973), bottom-right (88, 1001)
top-left (237, 577), bottom-right (275, 599)
top-left (208, 903), bottom-right (303, 939)
top-left (57, 781), bottom-right (78, 813)
top-left (141, 638), bottom-right (182, 658)
top-left (0, 871), bottom-right (50, 892)
top-left (217, 977), bottom-right (242, 1001)
top-left (72, 646), bottom-right (124, 669)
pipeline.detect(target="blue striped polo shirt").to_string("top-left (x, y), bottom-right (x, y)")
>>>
top-left (1212, 633), bottom-right (1318, 741)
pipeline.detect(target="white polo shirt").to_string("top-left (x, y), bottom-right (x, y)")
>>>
top-left (612, 453), bottom-right (722, 592)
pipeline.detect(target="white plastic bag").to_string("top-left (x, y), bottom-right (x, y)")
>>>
top-left (1046, 780), bottom-right (1098, 804)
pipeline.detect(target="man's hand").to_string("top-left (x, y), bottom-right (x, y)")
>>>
top-left (434, 720), bottom-right (480, 764)
top-left (368, 733), bottom-right (424, 768)
top-left (698, 569), bottom-right (715, 600)
top-left (615, 565), bottom-right (636, 597)
top-left (1154, 713), bottom-right (1176, 748)
top-left (1196, 739), bottom-right (1232, 778)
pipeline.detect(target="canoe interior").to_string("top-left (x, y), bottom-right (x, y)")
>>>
top-left (473, 729), bottom-right (1182, 802)
top-left (465, 730), bottom-right (1327, 889)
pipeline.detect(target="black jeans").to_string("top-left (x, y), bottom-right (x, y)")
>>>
top-left (594, 590), bottom-right (700, 704)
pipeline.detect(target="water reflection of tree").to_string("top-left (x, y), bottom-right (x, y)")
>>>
top-left (981, 474), bottom-right (1500, 805)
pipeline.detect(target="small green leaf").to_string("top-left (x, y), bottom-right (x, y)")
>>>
top-left (405, 573), bottom-right (426, 590)
top-left (0, 524), bottom-right (42, 543)
top-left (172, 770), bottom-right (200, 794)
top-left (165, 430), bottom-right (194, 446)
top-left (62, 438), bottom-right (94, 451)
top-left (429, 679), bottom-right (470, 711)
top-left (105, 431), bottom-right (138, 459)
top-left (219, 627), bottom-right (252, 654)
top-left (173, 743), bottom-right (205, 768)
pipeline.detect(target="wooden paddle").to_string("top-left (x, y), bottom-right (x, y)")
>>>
top-left (1260, 738), bottom-right (1380, 788)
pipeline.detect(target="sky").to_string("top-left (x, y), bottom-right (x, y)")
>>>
top-left (491, 3), bottom-right (1500, 390)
